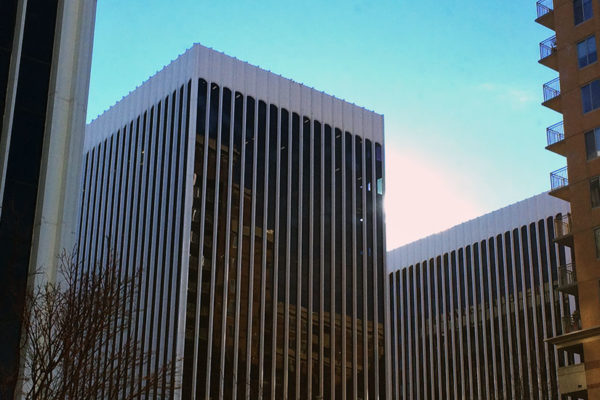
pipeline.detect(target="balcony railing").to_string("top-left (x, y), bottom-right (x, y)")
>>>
top-left (554, 213), bottom-right (572, 238)
top-left (558, 263), bottom-right (577, 288)
top-left (546, 121), bottom-right (564, 146)
top-left (550, 166), bottom-right (568, 190)
top-left (562, 312), bottom-right (582, 334)
top-left (537, 0), bottom-right (553, 18)
top-left (540, 35), bottom-right (557, 60)
top-left (543, 77), bottom-right (561, 102)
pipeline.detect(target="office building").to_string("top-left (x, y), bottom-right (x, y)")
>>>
top-left (0, 0), bottom-right (96, 395)
top-left (81, 43), bottom-right (390, 399)
top-left (537, 0), bottom-right (600, 397)
top-left (388, 193), bottom-right (572, 399)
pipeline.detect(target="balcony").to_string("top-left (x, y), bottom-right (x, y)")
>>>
top-left (539, 35), bottom-right (558, 70)
top-left (543, 77), bottom-right (561, 112)
top-left (554, 213), bottom-right (573, 247)
top-left (550, 166), bottom-right (569, 200)
top-left (545, 121), bottom-right (566, 156)
top-left (557, 363), bottom-right (587, 396)
top-left (558, 263), bottom-right (578, 295)
top-left (563, 312), bottom-right (582, 334)
top-left (536, 0), bottom-right (555, 29)
top-left (548, 324), bottom-right (600, 351)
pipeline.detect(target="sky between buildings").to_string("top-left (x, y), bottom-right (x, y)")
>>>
top-left (87, 0), bottom-right (561, 250)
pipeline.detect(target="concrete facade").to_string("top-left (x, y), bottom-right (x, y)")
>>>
top-left (538, 0), bottom-right (600, 397)
top-left (388, 193), bottom-right (572, 399)
top-left (82, 43), bottom-right (390, 399)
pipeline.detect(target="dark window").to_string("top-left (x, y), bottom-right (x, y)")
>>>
top-left (591, 176), bottom-right (600, 207)
top-left (578, 36), bottom-right (597, 68)
top-left (585, 128), bottom-right (600, 160)
top-left (581, 80), bottom-right (600, 113)
top-left (574, 0), bottom-right (593, 25)
top-left (595, 227), bottom-right (600, 258)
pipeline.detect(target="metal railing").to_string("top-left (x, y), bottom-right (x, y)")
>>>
top-left (540, 35), bottom-right (557, 60)
top-left (537, 0), bottom-right (553, 18)
top-left (554, 213), bottom-right (572, 238)
top-left (546, 121), bottom-right (564, 146)
top-left (550, 166), bottom-right (568, 190)
top-left (562, 312), bottom-right (581, 334)
top-left (558, 263), bottom-right (577, 288)
top-left (543, 77), bottom-right (561, 102)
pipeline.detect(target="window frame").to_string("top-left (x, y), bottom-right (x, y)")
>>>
top-left (581, 79), bottom-right (600, 113)
top-left (591, 176), bottom-right (600, 208)
top-left (585, 127), bottom-right (600, 160)
top-left (595, 227), bottom-right (600, 258)
top-left (577, 35), bottom-right (598, 68)
top-left (574, 0), bottom-right (593, 26)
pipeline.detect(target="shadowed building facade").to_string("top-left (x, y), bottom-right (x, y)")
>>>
top-left (81, 44), bottom-right (390, 399)
top-left (0, 0), bottom-right (96, 396)
top-left (388, 193), bottom-right (573, 399)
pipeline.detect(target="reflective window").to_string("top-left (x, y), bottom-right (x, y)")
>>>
top-left (578, 36), bottom-right (597, 68)
top-left (591, 176), bottom-right (600, 207)
top-left (574, 0), bottom-right (593, 25)
top-left (585, 127), bottom-right (600, 160)
top-left (312, 120), bottom-right (322, 394)
top-left (581, 79), bottom-right (600, 113)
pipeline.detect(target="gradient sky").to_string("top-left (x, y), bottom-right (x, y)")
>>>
top-left (88, 0), bottom-right (561, 249)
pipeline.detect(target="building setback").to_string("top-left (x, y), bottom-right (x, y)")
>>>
top-left (0, 0), bottom-right (96, 396)
top-left (387, 193), bottom-right (572, 400)
top-left (81, 43), bottom-right (390, 399)
top-left (537, 0), bottom-right (600, 398)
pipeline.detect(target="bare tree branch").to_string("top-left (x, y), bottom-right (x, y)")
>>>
top-left (11, 250), bottom-right (176, 400)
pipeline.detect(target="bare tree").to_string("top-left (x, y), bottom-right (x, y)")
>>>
top-left (13, 251), bottom-right (175, 400)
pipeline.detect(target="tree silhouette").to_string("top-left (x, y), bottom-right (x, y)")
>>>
top-left (12, 250), bottom-right (175, 399)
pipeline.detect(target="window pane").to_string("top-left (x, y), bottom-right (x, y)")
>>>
top-left (574, 0), bottom-right (584, 24)
top-left (583, 84), bottom-right (593, 113)
top-left (595, 128), bottom-right (600, 155)
top-left (586, 131), bottom-right (597, 159)
top-left (589, 36), bottom-right (597, 63)
top-left (575, 0), bottom-right (593, 24)
top-left (592, 80), bottom-right (600, 110)
top-left (578, 36), bottom-right (597, 68)
top-left (591, 177), bottom-right (600, 207)
top-left (578, 41), bottom-right (589, 67)
top-left (584, 0), bottom-right (593, 20)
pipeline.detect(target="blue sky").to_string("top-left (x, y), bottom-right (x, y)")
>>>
top-left (88, 0), bottom-right (561, 248)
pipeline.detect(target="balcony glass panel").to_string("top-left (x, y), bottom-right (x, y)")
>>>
top-left (558, 263), bottom-right (577, 288)
top-left (562, 313), bottom-right (581, 334)
top-left (540, 35), bottom-right (557, 60)
top-left (544, 77), bottom-right (560, 102)
top-left (546, 121), bottom-right (564, 146)
top-left (536, 0), bottom-right (553, 18)
top-left (550, 166), bottom-right (568, 190)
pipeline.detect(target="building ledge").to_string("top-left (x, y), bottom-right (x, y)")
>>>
top-left (546, 139), bottom-right (567, 156)
top-left (547, 325), bottom-right (600, 351)
top-left (542, 95), bottom-right (561, 112)
top-left (539, 51), bottom-right (559, 71)
top-left (535, 10), bottom-right (555, 30)
top-left (549, 184), bottom-right (569, 201)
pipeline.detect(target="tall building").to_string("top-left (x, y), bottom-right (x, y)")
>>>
top-left (537, 0), bottom-right (600, 397)
top-left (81, 44), bottom-right (390, 399)
top-left (0, 0), bottom-right (96, 395)
top-left (388, 193), bottom-right (572, 399)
